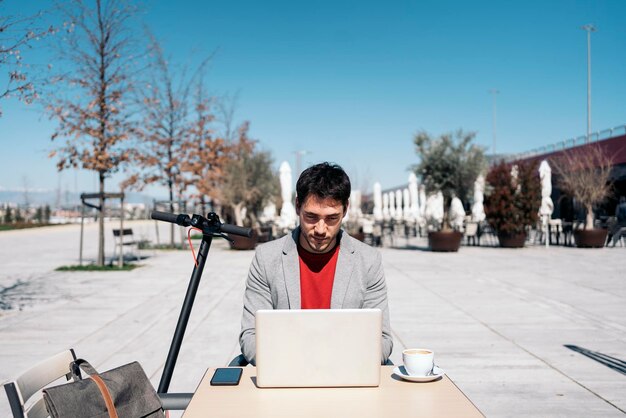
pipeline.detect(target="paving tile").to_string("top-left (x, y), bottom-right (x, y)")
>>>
top-left (0, 223), bottom-right (624, 417)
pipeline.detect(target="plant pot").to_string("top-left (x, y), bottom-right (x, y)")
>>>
top-left (352, 232), bottom-right (366, 242)
top-left (573, 229), bottom-right (607, 248)
top-left (228, 231), bottom-right (258, 250)
top-left (428, 231), bottom-right (463, 252)
top-left (497, 231), bottom-right (527, 248)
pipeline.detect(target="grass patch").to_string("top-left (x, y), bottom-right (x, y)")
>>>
top-left (0, 223), bottom-right (56, 231)
top-left (56, 264), bottom-right (140, 272)
top-left (137, 240), bottom-right (153, 249)
top-left (140, 243), bottom-right (186, 250)
top-left (190, 233), bottom-right (204, 240)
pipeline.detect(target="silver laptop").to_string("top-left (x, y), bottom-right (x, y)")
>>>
top-left (255, 309), bottom-right (382, 388)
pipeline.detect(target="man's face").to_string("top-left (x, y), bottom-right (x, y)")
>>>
top-left (296, 195), bottom-right (347, 254)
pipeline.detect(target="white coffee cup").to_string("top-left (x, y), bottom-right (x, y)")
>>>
top-left (402, 348), bottom-right (434, 376)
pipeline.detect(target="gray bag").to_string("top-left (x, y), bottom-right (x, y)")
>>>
top-left (43, 359), bottom-right (165, 418)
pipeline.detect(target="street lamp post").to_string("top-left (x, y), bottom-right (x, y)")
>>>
top-left (293, 150), bottom-right (311, 178)
top-left (489, 89), bottom-right (499, 156)
top-left (582, 24), bottom-right (596, 143)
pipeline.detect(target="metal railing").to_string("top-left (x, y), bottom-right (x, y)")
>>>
top-left (506, 124), bottom-right (626, 162)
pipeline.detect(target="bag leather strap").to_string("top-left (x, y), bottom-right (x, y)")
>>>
top-left (90, 374), bottom-right (119, 418)
top-left (71, 359), bottom-right (119, 418)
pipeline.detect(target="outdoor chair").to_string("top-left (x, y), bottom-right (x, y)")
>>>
top-left (112, 228), bottom-right (140, 261)
top-left (548, 219), bottom-right (563, 245)
top-left (3, 349), bottom-right (190, 416)
top-left (4, 349), bottom-right (77, 418)
top-left (464, 221), bottom-right (479, 246)
top-left (532, 219), bottom-right (546, 245)
top-left (229, 354), bottom-right (250, 367)
top-left (478, 222), bottom-right (497, 246)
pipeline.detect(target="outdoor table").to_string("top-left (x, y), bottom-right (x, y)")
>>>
top-left (182, 366), bottom-right (484, 417)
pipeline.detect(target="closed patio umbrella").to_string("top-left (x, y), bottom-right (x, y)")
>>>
top-left (471, 174), bottom-right (486, 222)
top-left (373, 182), bottom-right (383, 221)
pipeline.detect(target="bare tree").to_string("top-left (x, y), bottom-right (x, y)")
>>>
top-left (180, 79), bottom-right (230, 214)
top-left (0, 1), bottom-right (54, 116)
top-left (125, 33), bottom-right (217, 246)
top-left (552, 146), bottom-right (613, 230)
top-left (123, 35), bottom-right (194, 247)
top-left (47, 0), bottom-right (139, 265)
top-left (215, 91), bottom-right (239, 142)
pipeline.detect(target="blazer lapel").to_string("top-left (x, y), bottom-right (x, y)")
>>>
top-left (282, 228), bottom-right (301, 309)
top-left (330, 230), bottom-right (355, 308)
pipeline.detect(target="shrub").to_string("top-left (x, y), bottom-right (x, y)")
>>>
top-left (484, 161), bottom-right (541, 235)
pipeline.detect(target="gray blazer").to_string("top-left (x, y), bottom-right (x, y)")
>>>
top-left (239, 228), bottom-right (393, 365)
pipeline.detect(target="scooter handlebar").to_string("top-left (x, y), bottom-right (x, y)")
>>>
top-left (151, 211), bottom-right (190, 226)
top-left (151, 211), bottom-right (252, 237)
top-left (220, 223), bottom-right (253, 238)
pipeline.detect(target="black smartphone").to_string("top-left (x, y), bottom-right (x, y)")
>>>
top-left (210, 367), bottom-right (243, 386)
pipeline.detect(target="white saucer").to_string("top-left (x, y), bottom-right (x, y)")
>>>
top-left (393, 365), bottom-right (445, 382)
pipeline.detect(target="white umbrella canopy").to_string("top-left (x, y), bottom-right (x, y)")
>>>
top-left (373, 182), bottom-right (383, 221)
top-left (279, 161), bottom-right (297, 228)
top-left (408, 173), bottom-right (419, 221)
top-left (260, 201), bottom-right (277, 223)
top-left (539, 160), bottom-right (554, 217)
top-left (350, 190), bottom-right (363, 219)
top-left (471, 174), bottom-right (486, 222)
top-left (403, 188), bottom-right (411, 220)
top-left (395, 189), bottom-right (403, 221)
top-left (389, 192), bottom-right (396, 219)
top-left (418, 184), bottom-right (427, 219)
top-left (382, 192), bottom-right (390, 220)
top-left (425, 191), bottom-right (444, 228)
top-left (449, 196), bottom-right (465, 230)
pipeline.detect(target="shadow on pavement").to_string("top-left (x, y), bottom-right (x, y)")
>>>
top-left (564, 344), bottom-right (626, 376)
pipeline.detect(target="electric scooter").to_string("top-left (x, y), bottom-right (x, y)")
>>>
top-left (150, 211), bottom-right (252, 410)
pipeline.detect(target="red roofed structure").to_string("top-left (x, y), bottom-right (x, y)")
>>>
top-left (510, 127), bottom-right (626, 221)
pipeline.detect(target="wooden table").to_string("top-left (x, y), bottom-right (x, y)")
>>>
top-left (182, 366), bottom-right (484, 417)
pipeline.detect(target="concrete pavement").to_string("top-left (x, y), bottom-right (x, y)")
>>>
top-left (0, 221), bottom-right (624, 417)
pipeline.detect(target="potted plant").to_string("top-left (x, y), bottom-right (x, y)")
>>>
top-left (220, 129), bottom-right (281, 250)
top-left (484, 161), bottom-right (541, 247)
top-left (552, 146), bottom-right (613, 248)
top-left (413, 130), bottom-right (486, 252)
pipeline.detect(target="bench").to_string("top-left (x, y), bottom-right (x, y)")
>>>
top-left (112, 228), bottom-right (140, 261)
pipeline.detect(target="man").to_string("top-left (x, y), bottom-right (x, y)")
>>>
top-left (609, 196), bottom-right (626, 246)
top-left (239, 162), bottom-right (393, 365)
top-left (617, 196), bottom-right (626, 226)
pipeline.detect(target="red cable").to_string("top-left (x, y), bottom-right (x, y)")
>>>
top-left (187, 227), bottom-right (202, 267)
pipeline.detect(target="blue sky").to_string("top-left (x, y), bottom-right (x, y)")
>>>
top-left (1, 0), bottom-right (625, 197)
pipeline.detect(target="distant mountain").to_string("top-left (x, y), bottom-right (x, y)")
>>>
top-left (0, 190), bottom-right (164, 207)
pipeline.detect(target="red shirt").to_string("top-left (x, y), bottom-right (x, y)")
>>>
top-left (298, 243), bottom-right (340, 309)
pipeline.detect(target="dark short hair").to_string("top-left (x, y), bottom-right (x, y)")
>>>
top-left (296, 162), bottom-right (351, 209)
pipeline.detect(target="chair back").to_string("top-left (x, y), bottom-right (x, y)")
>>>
top-left (548, 219), bottom-right (563, 232)
top-left (4, 349), bottom-right (76, 418)
top-left (465, 222), bottom-right (478, 236)
top-left (112, 228), bottom-right (133, 237)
